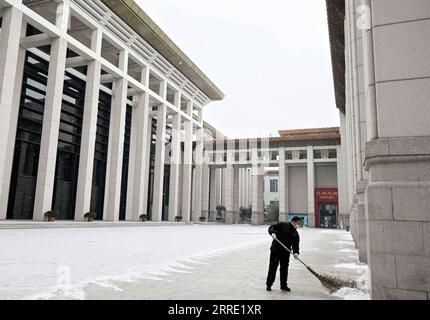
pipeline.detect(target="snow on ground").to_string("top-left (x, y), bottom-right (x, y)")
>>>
top-left (0, 224), bottom-right (370, 300)
top-left (331, 287), bottom-right (370, 300)
top-left (0, 225), bottom-right (268, 300)
top-left (335, 263), bottom-right (368, 270)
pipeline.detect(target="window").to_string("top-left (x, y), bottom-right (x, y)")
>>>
top-left (285, 150), bottom-right (293, 160)
top-left (299, 150), bottom-right (307, 160)
top-left (270, 179), bottom-right (278, 193)
top-left (271, 151), bottom-right (279, 161)
top-left (329, 149), bottom-right (337, 159)
top-left (314, 150), bottom-right (322, 159)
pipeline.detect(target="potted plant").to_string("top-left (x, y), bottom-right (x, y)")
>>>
top-left (216, 205), bottom-right (226, 220)
top-left (84, 212), bottom-right (96, 222)
top-left (175, 215), bottom-right (182, 222)
top-left (199, 216), bottom-right (206, 222)
top-left (45, 210), bottom-right (57, 222)
top-left (139, 214), bottom-right (148, 222)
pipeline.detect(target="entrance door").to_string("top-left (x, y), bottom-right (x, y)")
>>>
top-left (318, 203), bottom-right (337, 228)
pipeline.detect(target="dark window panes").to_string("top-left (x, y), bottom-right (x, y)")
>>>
top-left (299, 150), bottom-right (307, 160)
top-left (270, 179), bottom-right (278, 193)
top-left (329, 149), bottom-right (337, 159)
top-left (314, 150), bottom-right (322, 159)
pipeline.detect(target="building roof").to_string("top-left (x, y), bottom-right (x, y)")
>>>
top-left (278, 127), bottom-right (340, 140)
top-left (205, 127), bottom-right (341, 149)
top-left (325, 0), bottom-right (346, 113)
top-left (101, 0), bottom-right (225, 101)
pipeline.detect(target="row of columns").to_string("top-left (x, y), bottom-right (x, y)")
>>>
top-left (195, 165), bottom-right (256, 224)
top-left (0, 2), bottom-right (204, 222)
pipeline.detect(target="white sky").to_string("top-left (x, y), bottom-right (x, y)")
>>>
top-left (136, 0), bottom-right (340, 138)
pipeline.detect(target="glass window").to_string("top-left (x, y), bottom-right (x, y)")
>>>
top-left (314, 150), bottom-right (322, 159)
top-left (270, 179), bottom-right (278, 193)
top-left (285, 150), bottom-right (293, 160)
top-left (329, 149), bottom-right (337, 158)
top-left (299, 150), bottom-right (307, 160)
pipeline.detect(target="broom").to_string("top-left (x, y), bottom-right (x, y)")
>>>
top-left (272, 236), bottom-right (357, 293)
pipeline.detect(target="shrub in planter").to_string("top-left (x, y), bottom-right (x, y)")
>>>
top-left (216, 205), bottom-right (226, 218)
top-left (239, 206), bottom-right (252, 222)
top-left (175, 215), bottom-right (183, 222)
top-left (45, 210), bottom-right (57, 222)
top-left (84, 212), bottom-right (96, 222)
top-left (139, 214), bottom-right (148, 222)
top-left (199, 216), bottom-right (206, 222)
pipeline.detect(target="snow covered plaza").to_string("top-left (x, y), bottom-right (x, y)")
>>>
top-left (0, 225), bottom-right (369, 300)
top-left (0, 0), bottom-right (430, 302)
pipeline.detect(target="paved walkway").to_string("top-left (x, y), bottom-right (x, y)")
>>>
top-left (0, 224), bottom-right (369, 300)
top-left (80, 229), bottom-right (370, 300)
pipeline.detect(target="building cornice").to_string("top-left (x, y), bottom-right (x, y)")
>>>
top-left (326, 0), bottom-right (345, 113)
top-left (101, 0), bottom-right (225, 101)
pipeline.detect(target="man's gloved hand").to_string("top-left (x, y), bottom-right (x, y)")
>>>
top-left (293, 253), bottom-right (299, 259)
top-left (271, 233), bottom-right (277, 240)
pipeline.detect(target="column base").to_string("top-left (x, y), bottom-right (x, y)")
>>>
top-left (209, 211), bottom-right (217, 222)
top-left (279, 212), bottom-right (288, 222)
top-left (201, 210), bottom-right (209, 222)
top-left (251, 211), bottom-right (265, 225)
top-left (365, 137), bottom-right (430, 299)
top-left (225, 211), bottom-right (234, 224)
top-left (308, 214), bottom-right (315, 228)
top-left (356, 181), bottom-right (368, 263)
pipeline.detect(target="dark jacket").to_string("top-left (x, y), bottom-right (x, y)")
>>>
top-left (268, 222), bottom-right (300, 255)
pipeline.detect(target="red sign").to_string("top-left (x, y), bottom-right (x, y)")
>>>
top-left (315, 189), bottom-right (338, 202)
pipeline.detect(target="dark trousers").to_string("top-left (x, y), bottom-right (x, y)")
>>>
top-left (266, 250), bottom-right (290, 288)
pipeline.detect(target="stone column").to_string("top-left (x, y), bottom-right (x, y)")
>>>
top-left (337, 111), bottom-right (351, 230)
top-left (181, 116), bottom-right (193, 223)
top-left (356, 0), bottom-right (430, 299)
top-left (168, 113), bottom-right (181, 222)
top-left (356, 180), bottom-right (367, 263)
top-left (224, 165), bottom-right (234, 224)
top-left (103, 80), bottom-right (128, 221)
top-left (192, 127), bottom-right (204, 222)
top-left (349, 203), bottom-right (357, 247)
top-left (209, 167), bottom-right (217, 222)
top-left (0, 9), bottom-right (24, 219)
top-left (240, 168), bottom-right (245, 208)
top-left (141, 113), bottom-right (153, 218)
top-left (307, 146), bottom-right (315, 227)
top-left (221, 168), bottom-right (226, 207)
top-left (125, 91), bottom-right (151, 221)
top-left (232, 166), bottom-right (240, 223)
top-left (251, 166), bottom-right (265, 225)
top-left (33, 1), bottom-right (70, 220)
top-left (151, 104), bottom-right (167, 222)
top-left (248, 168), bottom-right (252, 207)
top-left (201, 162), bottom-right (210, 221)
top-left (74, 29), bottom-right (102, 220)
top-left (278, 148), bottom-right (289, 222)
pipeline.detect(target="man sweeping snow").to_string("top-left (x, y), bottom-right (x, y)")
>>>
top-left (266, 216), bottom-right (301, 292)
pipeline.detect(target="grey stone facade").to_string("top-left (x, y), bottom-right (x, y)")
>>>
top-left (327, 0), bottom-right (430, 300)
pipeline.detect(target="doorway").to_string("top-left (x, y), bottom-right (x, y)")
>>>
top-left (318, 203), bottom-right (337, 228)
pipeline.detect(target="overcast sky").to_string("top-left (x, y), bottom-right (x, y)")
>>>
top-left (137, 0), bottom-right (340, 138)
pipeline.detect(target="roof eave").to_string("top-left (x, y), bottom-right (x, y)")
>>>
top-left (101, 0), bottom-right (225, 101)
top-left (326, 0), bottom-right (346, 114)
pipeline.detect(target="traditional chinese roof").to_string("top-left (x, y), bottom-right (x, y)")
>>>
top-left (278, 127), bottom-right (340, 140)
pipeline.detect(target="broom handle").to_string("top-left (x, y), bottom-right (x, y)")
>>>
top-left (274, 237), bottom-right (309, 268)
